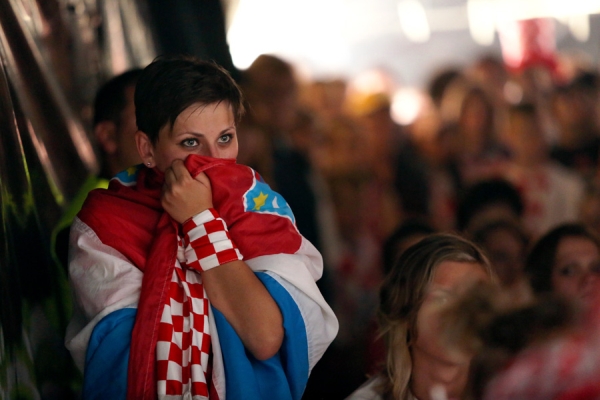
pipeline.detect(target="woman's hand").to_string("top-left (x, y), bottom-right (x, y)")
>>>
top-left (162, 159), bottom-right (213, 223)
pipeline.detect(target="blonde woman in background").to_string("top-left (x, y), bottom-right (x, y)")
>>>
top-left (348, 234), bottom-right (493, 400)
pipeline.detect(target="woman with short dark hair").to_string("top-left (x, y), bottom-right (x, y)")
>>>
top-left (66, 55), bottom-right (337, 400)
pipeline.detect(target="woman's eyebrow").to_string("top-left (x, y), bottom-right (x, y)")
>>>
top-left (173, 131), bottom-right (204, 138)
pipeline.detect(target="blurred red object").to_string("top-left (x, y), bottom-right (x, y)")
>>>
top-left (498, 18), bottom-right (560, 77)
top-left (483, 291), bottom-right (600, 400)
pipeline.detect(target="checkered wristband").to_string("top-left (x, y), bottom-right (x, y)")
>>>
top-left (182, 208), bottom-right (243, 271)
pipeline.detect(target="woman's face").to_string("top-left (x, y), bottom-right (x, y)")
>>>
top-left (505, 112), bottom-right (546, 163)
top-left (481, 227), bottom-right (526, 287)
top-left (412, 261), bottom-right (490, 365)
top-left (552, 236), bottom-right (600, 305)
top-left (460, 94), bottom-right (491, 136)
top-left (141, 101), bottom-right (238, 171)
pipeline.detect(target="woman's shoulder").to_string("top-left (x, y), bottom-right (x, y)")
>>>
top-left (345, 375), bottom-right (386, 400)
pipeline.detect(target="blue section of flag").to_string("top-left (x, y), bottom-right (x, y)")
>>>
top-left (214, 272), bottom-right (309, 400)
top-left (112, 164), bottom-right (142, 186)
top-left (243, 174), bottom-right (295, 224)
top-left (84, 308), bottom-right (135, 400)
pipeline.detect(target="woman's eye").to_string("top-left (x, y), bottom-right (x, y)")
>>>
top-left (558, 264), bottom-right (577, 277)
top-left (181, 138), bottom-right (198, 147)
top-left (218, 134), bottom-right (232, 144)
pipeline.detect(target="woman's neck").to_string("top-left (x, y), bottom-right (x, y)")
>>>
top-left (410, 347), bottom-right (469, 400)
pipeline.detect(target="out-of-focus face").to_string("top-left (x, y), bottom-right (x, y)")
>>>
top-left (247, 72), bottom-right (298, 132)
top-left (142, 101), bottom-right (238, 172)
top-left (505, 112), bottom-right (546, 164)
top-left (552, 236), bottom-right (600, 306)
top-left (481, 227), bottom-right (526, 287)
top-left (413, 261), bottom-right (489, 362)
top-left (460, 94), bottom-right (491, 136)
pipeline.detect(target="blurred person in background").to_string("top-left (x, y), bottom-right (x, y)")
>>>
top-left (344, 91), bottom-right (404, 237)
top-left (238, 54), bottom-right (337, 303)
top-left (92, 69), bottom-right (144, 181)
top-left (300, 78), bottom-right (349, 121)
top-left (304, 113), bottom-right (384, 399)
top-left (455, 178), bottom-right (524, 235)
top-left (423, 83), bottom-right (511, 235)
top-left (479, 296), bottom-right (600, 400)
top-left (364, 219), bottom-right (437, 378)
top-left (311, 91), bottom-right (431, 398)
top-left (51, 68), bottom-right (143, 272)
top-left (427, 67), bottom-right (464, 117)
top-left (311, 114), bottom-right (370, 181)
top-left (550, 72), bottom-right (600, 179)
top-left (412, 72), bottom-right (465, 233)
top-left (440, 280), bottom-right (600, 400)
top-left (471, 219), bottom-right (531, 298)
top-left (501, 102), bottom-right (585, 238)
top-left (237, 54), bottom-right (300, 184)
top-left (579, 179), bottom-right (600, 236)
top-left (467, 55), bottom-right (510, 113)
top-left (525, 222), bottom-right (600, 312)
top-left (420, 122), bottom-right (463, 232)
top-left (346, 91), bottom-right (430, 237)
top-left (381, 220), bottom-right (437, 277)
top-left (453, 86), bottom-right (510, 189)
top-left (455, 177), bottom-right (531, 306)
top-left (348, 234), bottom-right (493, 400)
top-left (239, 55), bottom-right (346, 400)
top-left (287, 108), bottom-right (342, 312)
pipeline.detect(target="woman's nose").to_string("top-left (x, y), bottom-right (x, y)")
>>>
top-left (203, 145), bottom-right (228, 159)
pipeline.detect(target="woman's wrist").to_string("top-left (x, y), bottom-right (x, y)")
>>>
top-left (182, 208), bottom-right (243, 272)
top-left (182, 208), bottom-right (217, 227)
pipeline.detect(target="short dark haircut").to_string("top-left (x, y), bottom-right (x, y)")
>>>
top-left (508, 102), bottom-right (537, 118)
top-left (471, 218), bottom-right (529, 249)
top-left (525, 223), bottom-right (600, 294)
top-left (456, 179), bottom-right (524, 232)
top-left (427, 68), bottom-right (462, 108)
top-left (93, 68), bottom-right (143, 126)
top-left (135, 55), bottom-right (244, 142)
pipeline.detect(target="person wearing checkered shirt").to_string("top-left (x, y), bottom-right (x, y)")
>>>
top-left (65, 55), bottom-right (338, 400)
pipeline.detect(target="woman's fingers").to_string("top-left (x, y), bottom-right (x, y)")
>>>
top-left (164, 165), bottom-right (177, 186)
top-left (161, 159), bottom-right (214, 223)
top-left (164, 160), bottom-right (194, 192)
top-left (194, 171), bottom-right (212, 189)
top-left (170, 159), bottom-right (190, 181)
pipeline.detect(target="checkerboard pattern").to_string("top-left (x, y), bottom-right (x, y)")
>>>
top-left (155, 209), bottom-right (242, 398)
top-left (182, 208), bottom-right (243, 271)
top-left (156, 260), bottom-right (211, 398)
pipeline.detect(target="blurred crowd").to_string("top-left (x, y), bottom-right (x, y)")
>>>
top-left (228, 52), bottom-right (600, 399)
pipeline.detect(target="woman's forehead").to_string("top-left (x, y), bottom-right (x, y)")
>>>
top-left (429, 261), bottom-right (489, 289)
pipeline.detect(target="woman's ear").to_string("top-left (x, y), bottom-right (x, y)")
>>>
top-left (135, 130), bottom-right (154, 167)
